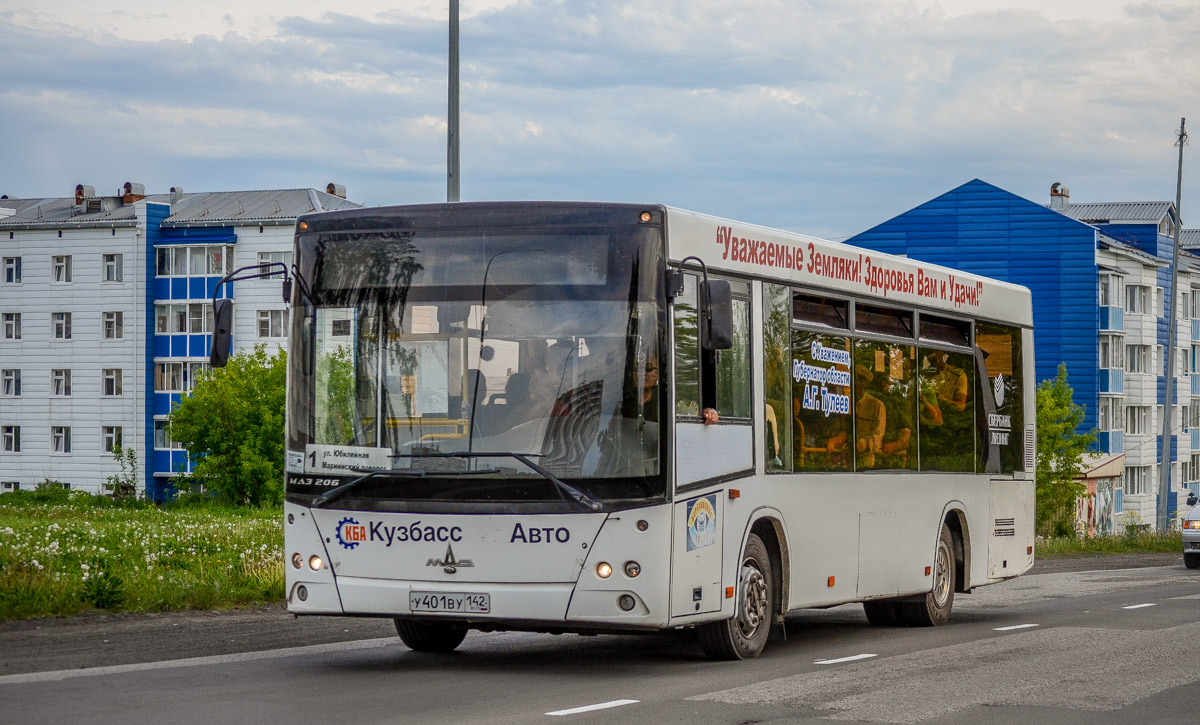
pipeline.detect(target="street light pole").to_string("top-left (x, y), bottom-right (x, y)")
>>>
top-left (1158, 117), bottom-right (1187, 532)
top-left (447, 0), bottom-right (460, 202)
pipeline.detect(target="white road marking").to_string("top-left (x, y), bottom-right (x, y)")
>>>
top-left (814, 653), bottom-right (877, 665)
top-left (1123, 603), bottom-right (1157, 609)
top-left (546, 699), bottom-right (639, 716)
top-left (994, 623), bottom-right (1039, 631)
top-left (0, 637), bottom-right (398, 686)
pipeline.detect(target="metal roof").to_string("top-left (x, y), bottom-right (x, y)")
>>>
top-left (162, 189), bottom-right (360, 227)
top-left (1057, 201), bottom-right (1174, 225)
top-left (1182, 229), bottom-right (1200, 249)
top-left (0, 188), bottom-right (361, 231)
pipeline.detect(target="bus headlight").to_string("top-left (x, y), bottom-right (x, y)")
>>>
top-left (309, 555), bottom-right (323, 571)
top-left (623, 561), bottom-right (641, 578)
top-left (596, 562), bottom-right (613, 579)
top-left (291, 553), bottom-right (303, 569)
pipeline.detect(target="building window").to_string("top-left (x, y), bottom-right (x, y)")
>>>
top-left (1126, 406), bottom-right (1149, 436)
top-left (1, 482), bottom-right (19, 492)
top-left (103, 311), bottom-right (124, 340)
top-left (1, 369), bottom-right (19, 397)
top-left (52, 255), bottom-right (72, 283)
top-left (157, 246), bottom-right (233, 277)
top-left (1190, 454), bottom-right (1200, 483)
top-left (1098, 334), bottom-right (1124, 370)
top-left (103, 426), bottom-right (123, 453)
top-left (2, 426), bottom-right (19, 453)
top-left (103, 254), bottom-right (123, 282)
top-left (189, 303), bottom-right (213, 334)
top-left (155, 362), bottom-right (184, 392)
top-left (52, 312), bottom-right (72, 340)
top-left (2, 257), bottom-right (20, 284)
top-left (154, 419), bottom-right (182, 450)
top-left (1125, 465), bottom-right (1149, 495)
top-left (1127, 345), bottom-right (1150, 374)
top-left (102, 369), bottom-right (123, 396)
top-left (187, 362), bottom-right (210, 391)
top-left (258, 251), bottom-right (292, 278)
top-left (51, 426), bottom-right (71, 454)
top-left (51, 369), bottom-right (72, 396)
top-left (1099, 273), bottom-right (1123, 307)
top-left (1099, 398), bottom-right (1124, 432)
top-left (258, 309), bottom-right (288, 338)
top-left (3, 313), bottom-right (20, 340)
top-left (1126, 285), bottom-right (1150, 315)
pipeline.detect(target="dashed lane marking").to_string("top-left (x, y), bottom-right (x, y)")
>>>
top-left (994, 624), bottom-right (1040, 631)
top-left (546, 699), bottom-right (639, 716)
top-left (814, 653), bottom-right (876, 665)
top-left (1123, 603), bottom-right (1157, 609)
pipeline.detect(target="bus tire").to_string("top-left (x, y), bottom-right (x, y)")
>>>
top-left (1186, 554), bottom-right (1200, 570)
top-left (698, 533), bottom-right (773, 660)
top-left (394, 619), bottom-right (468, 652)
top-left (899, 524), bottom-right (955, 627)
top-left (863, 600), bottom-right (901, 626)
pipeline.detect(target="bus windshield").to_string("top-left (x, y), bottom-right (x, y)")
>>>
top-left (287, 214), bottom-right (667, 509)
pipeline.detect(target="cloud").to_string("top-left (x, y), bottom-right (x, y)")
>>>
top-left (0, 0), bottom-right (1197, 239)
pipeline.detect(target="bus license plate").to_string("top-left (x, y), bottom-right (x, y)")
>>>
top-left (409, 591), bottom-right (490, 614)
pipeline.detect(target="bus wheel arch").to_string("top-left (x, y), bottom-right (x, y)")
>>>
top-left (942, 506), bottom-right (971, 593)
top-left (750, 516), bottom-right (789, 623)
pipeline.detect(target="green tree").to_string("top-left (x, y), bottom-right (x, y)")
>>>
top-left (1035, 363), bottom-right (1096, 536)
top-left (169, 345), bottom-right (286, 506)
top-left (105, 446), bottom-right (140, 500)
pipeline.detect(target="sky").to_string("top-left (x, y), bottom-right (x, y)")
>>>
top-left (1, 0), bottom-right (1197, 240)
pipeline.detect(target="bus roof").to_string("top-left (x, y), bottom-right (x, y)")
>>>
top-left (664, 206), bottom-right (1033, 329)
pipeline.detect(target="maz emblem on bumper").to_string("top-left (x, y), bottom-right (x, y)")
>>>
top-left (426, 544), bottom-right (474, 574)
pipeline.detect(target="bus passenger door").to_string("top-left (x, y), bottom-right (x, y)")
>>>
top-left (671, 492), bottom-right (723, 617)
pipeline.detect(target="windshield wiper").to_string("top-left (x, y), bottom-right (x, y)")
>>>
top-left (309, 462), bottom-right (508, 508)
top-left (310, 468), bottom-right (426, 508)
top-left (394, 452), bottom-right (604, 513)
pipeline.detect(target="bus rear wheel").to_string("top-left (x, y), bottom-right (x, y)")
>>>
top-left (698, 533), bottom-right (773, 660)
top-left (898, 524), bottom-right (955, 627)
top-left (394, 619), bottom-right (468, 652)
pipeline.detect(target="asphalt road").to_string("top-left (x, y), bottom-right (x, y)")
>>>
top-left (0, 552), bottom-right (1194, 724)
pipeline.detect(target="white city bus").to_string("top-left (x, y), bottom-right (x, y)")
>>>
top-left (215, 202), bottom-right (1034, 660)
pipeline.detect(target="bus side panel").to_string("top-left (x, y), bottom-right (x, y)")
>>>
top-left (988, 479), bottom-right (1035, 579)
top-left (670, 491), bottom-right (724, 618)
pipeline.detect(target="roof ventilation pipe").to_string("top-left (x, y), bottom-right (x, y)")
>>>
top-left (74, 184), bottom-right (95, 206)
top-left (326, 182), bottom-right (347, 199)
top-left (121, 182), bottom-right (146, 204)
top-left (1050, 182), bottom-right (1070, 211)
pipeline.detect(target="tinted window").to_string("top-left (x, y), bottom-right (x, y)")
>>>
top-left (792, 331), bottom-right (852, 472)
top-left (918, 347), bottom-right (975, 471)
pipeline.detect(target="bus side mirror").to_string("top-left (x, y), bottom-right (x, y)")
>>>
top-left (1188, 492), bottom-right (1198, 507)
top-left (700, 279), bottom-right (733, 351)
top-left (210, 299), bottom-right (234, 368)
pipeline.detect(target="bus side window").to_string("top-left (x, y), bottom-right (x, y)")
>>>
top-left (763, 284), bottom-right (793, 471)
top-left (673, 274), bottom-right (701, 416)
top-left (714, 295), bottom-right (751, 418)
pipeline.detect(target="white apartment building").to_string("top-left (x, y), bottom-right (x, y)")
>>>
top-left (0, 183), bottom-right (359, 498)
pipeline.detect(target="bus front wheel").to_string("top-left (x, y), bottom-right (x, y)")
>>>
top-left (698, 533), bottom-right (773, 660)
top-left (899, 524), bottom-right (956, 627)
top-left (394, 619), bottom-right (468, 652)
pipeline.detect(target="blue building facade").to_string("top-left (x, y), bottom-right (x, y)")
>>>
top-left (848, 179), bottom-right (1192, 529)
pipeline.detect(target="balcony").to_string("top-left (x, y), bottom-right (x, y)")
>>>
top-left (1100, 305), bottom-right (1124, 332)
top-left (1099, 431), bottom-right (1124, 454)
top-left (1099, 368), bottom-right (1124, 395)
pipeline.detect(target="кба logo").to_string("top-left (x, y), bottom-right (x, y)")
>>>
top-left (335, 517), bottom-right (367, 549)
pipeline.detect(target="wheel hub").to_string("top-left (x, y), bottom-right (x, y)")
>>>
top-left (737, 563), bottom-right (768, 637)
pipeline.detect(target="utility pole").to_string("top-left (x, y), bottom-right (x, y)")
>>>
top-left (447, 0), bottom-right (460, 202)
top-left (1158, 117), bottom-right (1187, 532)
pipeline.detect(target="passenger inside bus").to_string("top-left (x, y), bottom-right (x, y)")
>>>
top-left (825, 365), bottom-right (885, 468)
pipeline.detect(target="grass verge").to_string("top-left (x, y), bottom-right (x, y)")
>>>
top-left (0, 489), bottom-right (282, 620)
top-left (1036, 531), bottom-right (1180, 557)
